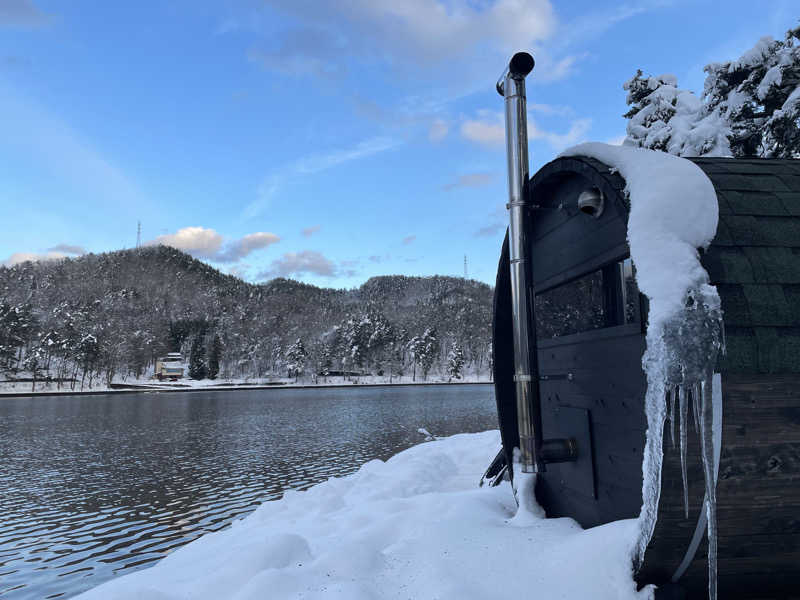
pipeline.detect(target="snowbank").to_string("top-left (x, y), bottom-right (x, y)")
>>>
top-left (74, 431), bottom-right (652, 600)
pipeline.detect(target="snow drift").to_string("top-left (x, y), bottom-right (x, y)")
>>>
top-left (74, 430), bottom-right (652, 600)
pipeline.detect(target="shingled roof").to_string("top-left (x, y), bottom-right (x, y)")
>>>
top-left (690, 157), bottom-right (800, 374)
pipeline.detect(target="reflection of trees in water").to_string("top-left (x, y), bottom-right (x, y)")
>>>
top-left (0, 386), bottom-right (497, 599)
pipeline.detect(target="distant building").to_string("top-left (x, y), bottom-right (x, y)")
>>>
top-left (154, 353), bottom-right (184, 380)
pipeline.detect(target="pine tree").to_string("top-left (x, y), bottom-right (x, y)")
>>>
top-left (189, 334), bottom-right (207, 380)
top-left (703, 25), bottom-right (800, 158)
top-left (447, 342), bottom-right (464, 381)
top-left (285, 338), bottom-right (307, 382)
top-left (418, 327), bottom-right (439, 380)
top-left (623, 23), bottom-right (800, 158)
top-left (207, 334), bottom-right (221, 380)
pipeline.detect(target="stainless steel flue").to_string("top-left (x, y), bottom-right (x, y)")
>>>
top-left (497, 52), bottom-right (544, 474)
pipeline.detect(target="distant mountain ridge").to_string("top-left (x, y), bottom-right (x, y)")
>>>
top-left (0, 246), bottom-right (493, 387)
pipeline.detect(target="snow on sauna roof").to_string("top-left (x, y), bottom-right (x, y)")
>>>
top-left (74, 431), bottom-right (651, 600)
top-left (559, 142), bottom-right (719, 333)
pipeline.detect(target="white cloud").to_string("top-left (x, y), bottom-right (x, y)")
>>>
top-left (531, 53), bottom-right (583, 82)
top-left (46, 243), bottom-right (86, 255)
top-left (302, 225), bottom-right (321, 237)
top-left (442, 172), bottom-right (494, 191)
top-left (2, 251), bottom-right (66, 267)
top-left (149, 227), bottom-right (224, 258)
top-left (147, 227), bottom-right (280, 263)
top-left (428, 118), bottom-right (449, 142)
top-left (260, 250), bottom-right (337, 278)
top-left (244, 136), bottom-right (400, 218)
top-left (460, 111), bottom-right (505, 147)
top-left (529, 117), bottom-right (592, 151)
top-left (217, 232), bottom-right (280, 263)
top-left (259, 0), bottom-right (557, 72)
top-left (460, 109), bottom-right (591, 151)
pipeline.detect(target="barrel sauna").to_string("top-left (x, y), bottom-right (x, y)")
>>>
top-left (491, 155), bottom-right (800, 599)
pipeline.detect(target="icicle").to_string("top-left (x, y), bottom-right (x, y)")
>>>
top-left (669, 387), bottom-right (676, 449)
top-left (679, 384), bottom-right (689, 518)
top-left (692, 383), bottom-right (701, 432)
top-left (699, 375), bottom-right (718, 600)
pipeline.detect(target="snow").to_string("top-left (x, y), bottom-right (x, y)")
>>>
top-left (730, 36), bottom-right (776, 71)
top-left (560, 144), bottom-right (724, 599)
top-left (72, 430), bottom-right (652, 600)
top-left (560, 143), bottom-right (719, 333)
top-left (757, 65), bottom-right (783, 100)
top-left (0, 373), bottom-right (493, 396)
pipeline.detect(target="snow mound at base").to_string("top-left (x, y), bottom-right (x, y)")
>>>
top-left (75, 431), bottom-right (652, 600)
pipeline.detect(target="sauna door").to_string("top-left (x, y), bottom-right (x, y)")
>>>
top-left (527, 181), bottom-right (648, 528)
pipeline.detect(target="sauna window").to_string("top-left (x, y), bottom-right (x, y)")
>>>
top-left (535, 258), bottom-right (640, 339)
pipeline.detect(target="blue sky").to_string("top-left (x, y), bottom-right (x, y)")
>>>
top-left (1, 0), bottom-right (797, 288)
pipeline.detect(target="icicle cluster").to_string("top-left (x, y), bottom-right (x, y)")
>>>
top-left (640, 284), bottom-right (724, 600)
top-left (560, 143), bottom-right (723, 600)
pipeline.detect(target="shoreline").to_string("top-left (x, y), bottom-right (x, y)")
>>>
top-left (0, 379), bottom-right (494, 399)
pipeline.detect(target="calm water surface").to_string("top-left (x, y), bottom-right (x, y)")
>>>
top-left (0, 384), bottom-right (497, 599)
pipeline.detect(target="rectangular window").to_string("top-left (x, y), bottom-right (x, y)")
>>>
top-left (534, 258), bottom-right (640, 339)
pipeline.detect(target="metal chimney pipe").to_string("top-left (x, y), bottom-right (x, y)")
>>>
top-left (497, 52), bottom-right (544, 474)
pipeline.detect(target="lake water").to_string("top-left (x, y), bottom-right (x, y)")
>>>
top-left (0, 384), bottom-right (497, 599)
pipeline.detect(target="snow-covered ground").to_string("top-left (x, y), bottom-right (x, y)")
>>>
top-left (73, 430), bottom-right (651, 600)
top-left (0, 374), bottom-right (492, 396)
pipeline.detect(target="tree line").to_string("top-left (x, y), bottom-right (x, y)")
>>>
top-left (0, 246), bottom-right (493, 390)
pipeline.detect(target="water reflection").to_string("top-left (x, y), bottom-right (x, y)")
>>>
top-left (0, 384), bottom-right (496, 599)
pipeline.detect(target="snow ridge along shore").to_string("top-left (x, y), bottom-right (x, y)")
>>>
top-left (74, 430), bottom-right (652, 600)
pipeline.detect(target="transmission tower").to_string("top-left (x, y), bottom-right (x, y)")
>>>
top-left (136, 221), bottom-right (141, 249)
top-left (464, 255), bottom-right (468, 279)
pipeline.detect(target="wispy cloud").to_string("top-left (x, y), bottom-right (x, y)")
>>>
top-left (259, 250), bottom-right (337, 278)
top-left (217, 232), bottom-right (280, 263)
top-left (429, 118), bottom-right (448, 142)
top-left (460, 109), bottom-right (591, 151)
top-left (0, 0), bottom-right (50, 28)
top-left (529, 117), bottom-right (592, 151)
top-left (474, 223), bottom-right (505, 238)
top-left (473, 202), bottom-right (508, 238)
top-left (402, 235), bottom-right (416, 245)
top-left (46, 243), bottom-right (85, 255)
top-left (460, 111), bottom-right (505, 147)
top-left (302, 225), bottom-right (321, 237)
top-left (243, 136), bottom-right (400, 219)
top-left (147, 227), bottom-right (280, 263)
top-left (554, 1), bottom-right (674, 51)
top-left (442, 172), bottom-right (494, 191)
top-left (248, 28), bottom-right (348, 80)
top-left (256, 1), bottom-right (557, 73)
top-left (2, 251), bottom-right (66, 267)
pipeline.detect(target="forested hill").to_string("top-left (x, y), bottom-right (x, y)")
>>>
top-left (0, 246), bottom-right (493, 386)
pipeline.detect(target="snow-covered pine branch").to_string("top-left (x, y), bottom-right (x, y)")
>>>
top-left (623, 23), bottom-right (800, 158)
